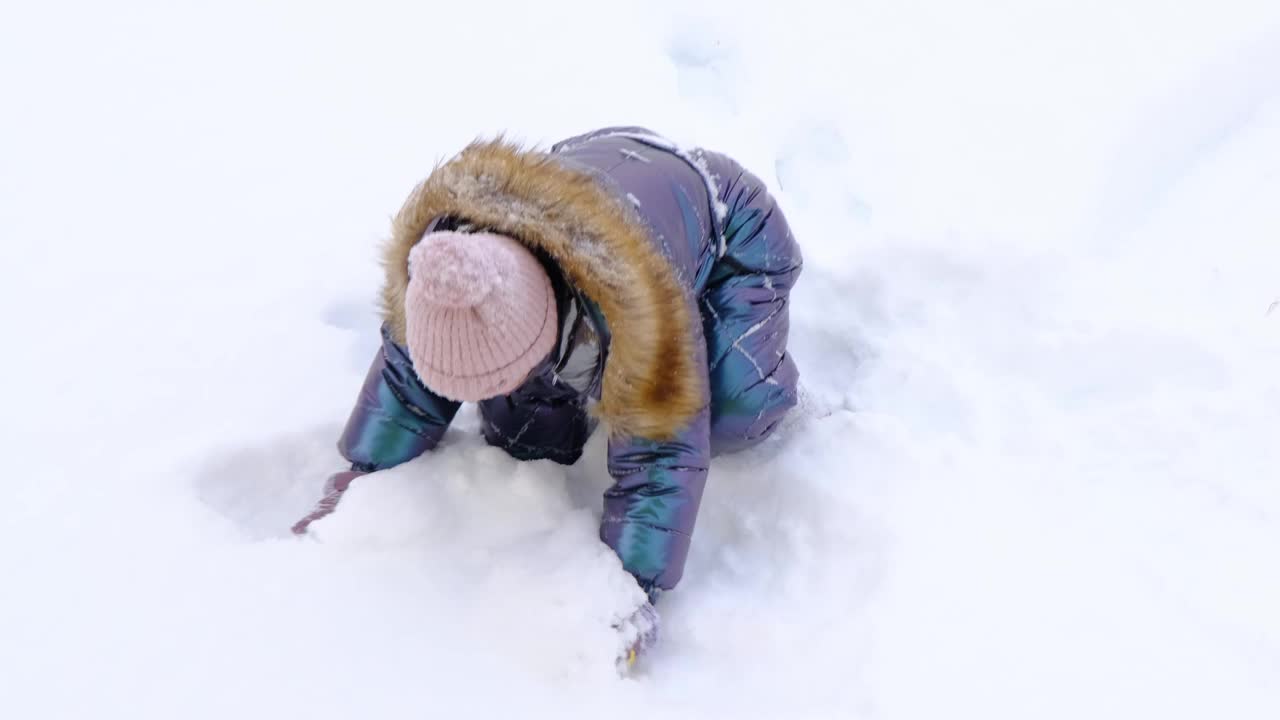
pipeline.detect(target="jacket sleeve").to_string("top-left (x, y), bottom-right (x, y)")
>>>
top-left (602, 320), bottom-right (711, 598)
top-left (338, 324), bottom-right (461, 472)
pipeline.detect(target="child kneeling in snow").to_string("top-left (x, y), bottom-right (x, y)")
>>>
top-left (295, 127), bottom-right (802, 667)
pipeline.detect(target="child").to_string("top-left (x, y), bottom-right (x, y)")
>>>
top-left (294, 127), bottom-right (802, 667)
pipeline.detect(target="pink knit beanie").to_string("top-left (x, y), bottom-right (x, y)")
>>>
top-left (403, 230), bottom-right (557, 402)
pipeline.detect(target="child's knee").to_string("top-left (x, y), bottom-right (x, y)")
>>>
top-left (709, 357), bottom-right (799, 454)
top-left (479, 401), bottom-right (592, 465)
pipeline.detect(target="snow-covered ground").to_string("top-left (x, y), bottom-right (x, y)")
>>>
top-left (3, 1), bottom-right (1278, 717)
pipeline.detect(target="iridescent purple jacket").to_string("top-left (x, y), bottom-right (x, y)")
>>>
top-left (339, 128), bottom-right (802, 597)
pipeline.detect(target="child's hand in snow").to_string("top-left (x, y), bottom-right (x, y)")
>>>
top-left (291, 470), bottom-right (365, 535)
top-left (614, 600), bottom-right (660, 675)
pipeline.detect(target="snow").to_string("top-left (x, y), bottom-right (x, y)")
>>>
top-left (2, 1), bottom-right (1279, 718)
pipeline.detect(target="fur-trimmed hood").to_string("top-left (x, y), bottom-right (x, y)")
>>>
top-left (381, 139), bottom-right (704, 440)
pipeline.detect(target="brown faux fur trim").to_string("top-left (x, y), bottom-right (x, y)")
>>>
top-left (381, 138), bottom-right (703, 440)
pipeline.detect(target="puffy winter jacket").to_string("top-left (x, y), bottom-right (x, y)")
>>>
top-left (339, 127), bottom-right (802, 597)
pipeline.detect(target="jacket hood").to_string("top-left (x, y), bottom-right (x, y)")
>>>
top-left (381, 138), bottom-right (704, 440)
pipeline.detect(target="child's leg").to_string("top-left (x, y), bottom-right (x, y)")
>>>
top-left (703, 279), bottom-right (800, 455)
top-left (699, 153), bottom-right (803, 455)
top-left (478, 389), bottom-right (593, 465)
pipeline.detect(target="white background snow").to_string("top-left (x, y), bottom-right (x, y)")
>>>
top-left (3, 1), bottom-right (1279, 717)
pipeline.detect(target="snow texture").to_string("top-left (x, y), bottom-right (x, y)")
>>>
top-left (2, 1), bottom-right (1279, 719)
